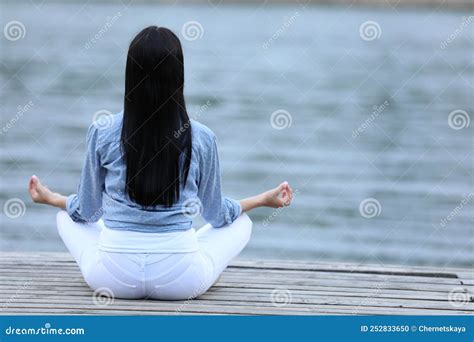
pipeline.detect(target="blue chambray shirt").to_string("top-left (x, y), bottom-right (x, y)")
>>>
top-left (66, 112), bottom-right (241, 232)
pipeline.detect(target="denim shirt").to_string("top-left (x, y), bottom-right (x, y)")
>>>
top-left (66, 112), bottom-right (241, 232)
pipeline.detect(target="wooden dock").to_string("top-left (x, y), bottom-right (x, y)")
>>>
top-left (0, 252), bottom-right (472, 315)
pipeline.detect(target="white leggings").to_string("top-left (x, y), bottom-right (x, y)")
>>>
top-left (56, 211), bottom-right (252, 300)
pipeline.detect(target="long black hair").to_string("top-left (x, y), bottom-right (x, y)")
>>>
top-left (121, 26), bottom-right (192, 207)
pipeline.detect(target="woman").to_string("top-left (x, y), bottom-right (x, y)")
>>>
top-left (28, 26), bottom-right (293, 300)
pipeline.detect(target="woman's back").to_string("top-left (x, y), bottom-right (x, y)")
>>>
top-left (65, 112), bottom-right (241, 232)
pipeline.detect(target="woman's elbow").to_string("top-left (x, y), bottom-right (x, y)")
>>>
top-left (207, 218), bottom-right (227, 228)
top-left (206, 211), bottom-right (240, 228)
top-left (72, 207), bottom-right (104, 224)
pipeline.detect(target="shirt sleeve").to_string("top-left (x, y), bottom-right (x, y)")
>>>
top-left (66, 123), bottom-right (106, 223)
top-left (197, 137), bottom-right (242, 228)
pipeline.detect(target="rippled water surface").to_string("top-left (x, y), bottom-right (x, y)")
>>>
top-left (1, 2), bottom-right (473, 267)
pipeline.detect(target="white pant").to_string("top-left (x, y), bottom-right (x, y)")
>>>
top-left (56, 211), bottom-right (252, 300)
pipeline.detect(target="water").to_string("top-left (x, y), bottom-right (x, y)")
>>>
top-left (1, 2), bottom-right (473, 267)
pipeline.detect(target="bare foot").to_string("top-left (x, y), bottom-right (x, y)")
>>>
top-left (263, 182), bottom-right (293, 208)
top-left (28, 175), bottom-right (56, 204)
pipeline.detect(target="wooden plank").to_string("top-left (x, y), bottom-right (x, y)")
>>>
top-left (0, 252), bottom-right (472, 315)
top-left (0, 285), bottom-right (457, 302)
top-left (2, 301), bottom-right (471, 316)
top-left (1, 252), bottom-right (470, 275)
top-left (1, 291), bottom-right (472, 311)
top-left (232, 260), bottom-right (467, 279)
top-left (0, 267), bottom-right (466, 285)
top-left (0, 283), bottom-right (462, 300)
top-left (0, 277), bottom-right (470, 297)
top-left (1, 275), bottom-right (469, 293)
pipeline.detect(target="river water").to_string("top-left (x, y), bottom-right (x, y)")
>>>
top-left (1, 2), bottom-right (473, 267)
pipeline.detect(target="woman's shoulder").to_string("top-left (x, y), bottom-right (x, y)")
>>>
top-left (190, 119), bottom-right (216, 148)
top-left (87, 114), bottom-right (215, 152)
top-left (89, 111), bottom-right (123, 146)
top-left (191, 119), bottom-right (215, 140)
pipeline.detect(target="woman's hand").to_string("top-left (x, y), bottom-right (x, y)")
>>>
top-left (261, 181), bottom-right (293, 208)
top-left (28, 175), bottom-right (67, 209)
top-left (239, 181), bottom-right (293, 213)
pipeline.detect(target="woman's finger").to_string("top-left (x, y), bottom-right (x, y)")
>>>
top-left (29, 176), bottom-right (39, 193)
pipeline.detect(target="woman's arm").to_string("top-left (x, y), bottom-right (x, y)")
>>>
top-left (28, 123), bottom-right (105, 221)
top-left (239, 181), bottom-right (293, 213)
top-left (30, 175), bottom-right (294, 213)
top-left (197, 134), bottom-right (294, 224)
